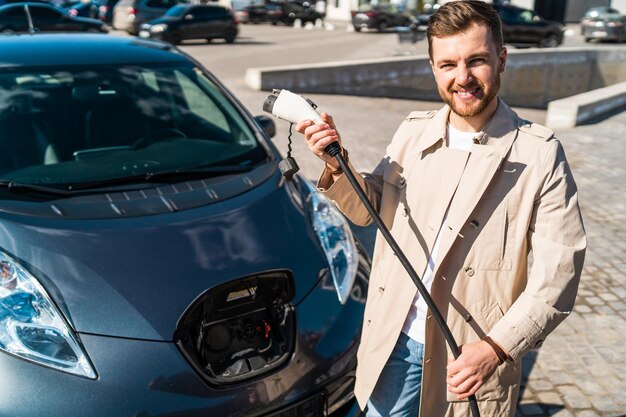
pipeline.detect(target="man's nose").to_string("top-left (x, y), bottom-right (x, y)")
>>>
top-left (455, 64), bottom-right (473, 85)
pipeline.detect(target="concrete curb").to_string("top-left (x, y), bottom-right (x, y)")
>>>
top-left (245, 46), bottom-right (626, 109)
top-left (546, 81), bottom-right (626, 128)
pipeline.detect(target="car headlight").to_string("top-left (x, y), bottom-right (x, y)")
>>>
top-left (305, 181), bottom-right (358, 304)
top-left (0, 252), bottom-right (96, 378)
top-left (150, 23), bottom-right (168, 33)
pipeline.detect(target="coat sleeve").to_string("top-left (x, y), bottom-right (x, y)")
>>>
top-left (488, 139), bottom-right (587, 362)
top-left (316, 155), bottom-right (388, 227)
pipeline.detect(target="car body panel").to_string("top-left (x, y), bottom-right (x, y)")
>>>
top-left (0, 170), bottom-right (340, 340)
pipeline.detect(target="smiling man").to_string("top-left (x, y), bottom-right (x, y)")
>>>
top-left (296, 1), bottom-right (586, 416)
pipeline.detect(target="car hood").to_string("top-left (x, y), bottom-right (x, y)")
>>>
top-left (0, 170), bottom-right (328, 341)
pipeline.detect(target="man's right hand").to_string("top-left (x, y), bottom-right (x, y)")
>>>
top-left (296, 112), bottom-right (342, 172)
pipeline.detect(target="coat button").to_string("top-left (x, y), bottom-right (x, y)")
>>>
top-left (402, 207), bottom-right (409, 217)
top-left (535, 339), bottom-right (543, 347)
top-left (464, 313), bottom-right (473, 322)
top-left (464, 267), bottom-right (475, 277)
top-left (378, 287), bottom-right (385, 294)
top-left (470, 220), bottom-right (479, 229)
top-left (399, 178), bottom-right (406, 186)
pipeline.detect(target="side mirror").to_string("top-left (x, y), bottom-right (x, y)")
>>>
top-left (255, 115), bottom-right (276, 138)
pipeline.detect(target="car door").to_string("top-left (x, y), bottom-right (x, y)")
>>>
top-left (27, 4), bottom-right (77, 32)
top-left (203, 7), bottom-right (229, 36)
top-left (0, 5), bottom-right (30, 32)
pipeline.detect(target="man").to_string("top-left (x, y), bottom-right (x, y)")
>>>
top-left (296, 1), bottom-right (586, 416)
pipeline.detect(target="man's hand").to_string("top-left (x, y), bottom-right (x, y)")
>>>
top-left (295, 112), bottom-right (342, 171)
top-left (446, 340), bottom-right (501, 400)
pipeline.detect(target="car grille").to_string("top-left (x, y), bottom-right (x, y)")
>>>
top-left (266, 392), bottom-right (326, 417)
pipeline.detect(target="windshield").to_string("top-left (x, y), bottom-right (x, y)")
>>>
top-left (165, 5), bottom-right (188, 17)
top-left (0, 63), bottom-right (267, 192)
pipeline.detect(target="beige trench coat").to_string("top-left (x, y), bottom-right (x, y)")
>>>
top-left (318, 100), bottom-right (586, 417)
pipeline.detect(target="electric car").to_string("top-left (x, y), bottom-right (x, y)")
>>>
top-left (0, 33), bottom-right (369, 416)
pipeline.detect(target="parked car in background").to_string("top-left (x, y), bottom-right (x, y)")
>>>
top-left (139, 3), bottom-right (238, 44)
top-left (235, 3), bottom-right (269, 24)
top-left (410, 3), bottom-right (439, 33)
top-left (580, 6), bottom-right (626, 42)
top-left (96, 0), bottom-right (119, 23)
top-left (265, 0), bottom-right (323, 26)
top-left (61, 0), bottom-right (101, 19)
top-left (0, 33), bottom-right (369, 417)
top-left (493, 3), bottom-right (564, 48)
top-left (0, 2), bottom-right (107, 32)
top-left (351, 3), bottom-right (411, 32)
top-left (112, 0), bottom-right (180, 34)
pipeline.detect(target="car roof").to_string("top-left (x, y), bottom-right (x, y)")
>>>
top-left (0, 1), bottom-right (64, 9)
top-left (0, 34), bottom-right (189, 68)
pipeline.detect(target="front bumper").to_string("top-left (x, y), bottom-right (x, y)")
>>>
top-left (582, 25), bottom-right (623, 40)
top-left (0, 331), bottom-right (357, 416)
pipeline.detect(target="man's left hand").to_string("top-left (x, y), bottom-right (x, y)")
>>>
top-left (446, 340), bottom-right (501, 400)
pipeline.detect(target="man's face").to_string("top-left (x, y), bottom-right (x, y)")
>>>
top-left (430, 23), bottom-right (506, 119)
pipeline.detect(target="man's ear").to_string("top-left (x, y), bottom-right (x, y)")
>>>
top-left (498, 47), bottom-right (507, 73)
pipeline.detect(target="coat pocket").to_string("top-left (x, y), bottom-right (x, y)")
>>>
top-left (463, 193), bottom-right (518, 271)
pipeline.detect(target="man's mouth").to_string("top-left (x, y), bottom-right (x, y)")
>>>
top-left (453, 87), bottom-right (480, 98)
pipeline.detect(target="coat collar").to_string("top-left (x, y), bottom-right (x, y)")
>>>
top-left (415, 98), bottom-right (519, 155)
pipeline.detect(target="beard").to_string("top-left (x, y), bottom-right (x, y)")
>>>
top-left (439, 72), bottom-right (500, 118)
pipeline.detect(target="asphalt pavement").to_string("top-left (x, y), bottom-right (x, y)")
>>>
top-left (172, 22), bottom-right (626, 416)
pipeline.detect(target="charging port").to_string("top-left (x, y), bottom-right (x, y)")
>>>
top-left (175, 271), bottom-right (296, 386)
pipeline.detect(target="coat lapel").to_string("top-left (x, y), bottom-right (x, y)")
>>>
top-left (433, 100), bottom-right (520, 272)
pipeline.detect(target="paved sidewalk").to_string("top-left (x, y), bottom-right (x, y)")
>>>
top-left (183, 24), bottom-right (626, 416)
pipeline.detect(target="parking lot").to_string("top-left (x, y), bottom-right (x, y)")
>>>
top-left (91, 21), bottom-right (626, 416)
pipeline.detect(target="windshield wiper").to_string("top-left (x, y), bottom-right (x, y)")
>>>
top-left (0, 180), bottom-right (73, 198)
top-left (68, 165), bottom-right (255, 191)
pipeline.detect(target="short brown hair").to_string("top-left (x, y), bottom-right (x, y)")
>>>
top-left (427, 0), bottom-right (503, 58)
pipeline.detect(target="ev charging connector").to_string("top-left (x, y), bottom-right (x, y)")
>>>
top-left (263, 89), bottom-right (482, 417)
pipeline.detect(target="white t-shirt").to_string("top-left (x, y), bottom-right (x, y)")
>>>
top-left (401, 123), bottom-right (476, 343)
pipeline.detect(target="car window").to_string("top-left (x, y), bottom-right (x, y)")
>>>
top-left (0, 64), bottom-right (266, 189)
top-left (28, 5), bottom-right (64, 20)
top-left (0, 5), bottom-right (26, 18)
top-left (145, 0), bottom-right (179, 9)
top-left (165, 4), bottom-right (187, 17)
top-left (518, 9), bottom-right (535, 23)
top-left (193, 7), bottom-right (220, 18)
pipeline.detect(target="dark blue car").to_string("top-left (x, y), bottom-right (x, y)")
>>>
top-left (0, 33), bottom-right (369, 416)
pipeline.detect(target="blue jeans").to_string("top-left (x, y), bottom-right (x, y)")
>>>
top-left (365, 332), bottom-right (424, 417)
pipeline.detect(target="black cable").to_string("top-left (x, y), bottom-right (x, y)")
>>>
top-left (324, 141), bottom-right (481, 417)
top-left (287, 123), bottom-right (295, 158)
